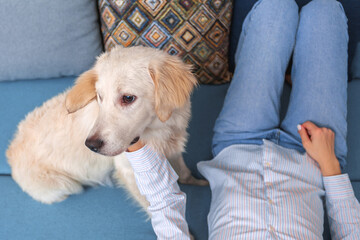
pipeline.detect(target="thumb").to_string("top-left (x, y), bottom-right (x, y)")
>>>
top-left (297, 124), bottom-right (311, 148)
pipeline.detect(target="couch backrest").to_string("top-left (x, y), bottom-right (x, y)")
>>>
top-left (0, 0), bottom-right (103, 81)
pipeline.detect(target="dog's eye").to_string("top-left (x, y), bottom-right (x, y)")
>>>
top-left (122, 95), bottom-right (136, 105)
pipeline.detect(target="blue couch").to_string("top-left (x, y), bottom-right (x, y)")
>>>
top-left (1, 1), bottom-right (359, 239)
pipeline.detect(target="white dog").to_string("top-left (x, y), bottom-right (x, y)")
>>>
top-left (7, 46), bottom-right (207, 210)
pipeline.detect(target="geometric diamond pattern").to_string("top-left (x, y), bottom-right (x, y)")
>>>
top-left (99, 0), bottom-right (233, 84)
top-left (126, 5), bottom-right (150, 32)
top-left (206, 53), bottom-right (226, 76)
top-left (219, 2), bottom-right (232, 27)
top-left (109, 0), bottom-right (132, 17)
top-left (197, 70), bottom-right (213, 84)
top-left (163, 39), bottom-right (185, 57)
top-left (183, 54), bottom-right (201, 74)
top-left (99, 0), bottom-right (107, 9)
top-left (102, 6), bottom-right (117, 31)
top-left (174, 22), bottom-right (201, 52)
top-left (189, 5), bottom-right (215, 34)
top-left (159, 6), bottom-right (184, 34)
top-left (134, 37), bottom-right (150, 47)
top-left (174, 0), bottom-right (199, 18)
top-left (178, 0), bottom-right (195, 12)
top-left (113, 21), bottom-right (137, 47)
top-left (105, 36), bottom-right (118, 51)
top-left (205, 21), bottom-right (227, 48)
top-left (193, 41), bottom-right (214, 63)
top-left (142, 22), bottom-right (171, 48)
top-left (101, 23), bottom-right (110, 42)
top-left (206, 0), bottom-right (227, 15)
top-left (139, 0), bottom-right (167, 17)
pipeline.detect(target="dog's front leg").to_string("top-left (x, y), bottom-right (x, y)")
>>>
top-left (167, 153), bottom-right (208, 186)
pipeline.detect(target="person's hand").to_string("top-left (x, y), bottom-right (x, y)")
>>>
top-left (127, 140), bottom-right (145, 152)
top-left (297, 121), bottom-right (341, 176)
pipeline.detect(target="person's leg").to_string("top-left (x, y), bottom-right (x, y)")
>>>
top-left (280, 0), bottom-right (349, 168)
top-left (212, 0), bottom-right (299, 156)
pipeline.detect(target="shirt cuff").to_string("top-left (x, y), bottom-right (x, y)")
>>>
top-left (125, 145), bottom-right (161, 172)
top-left (323, 174), bottom-right (355, 200)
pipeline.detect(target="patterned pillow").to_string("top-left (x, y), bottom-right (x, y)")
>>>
top-left (98, 0), bottom-right (233, 84)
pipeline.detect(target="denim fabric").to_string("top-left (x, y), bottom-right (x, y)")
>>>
top-left (213, 0), bottom-right (349, 168)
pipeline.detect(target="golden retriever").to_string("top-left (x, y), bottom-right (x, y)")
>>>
top-left (6, 46), bottom-right (207, 210)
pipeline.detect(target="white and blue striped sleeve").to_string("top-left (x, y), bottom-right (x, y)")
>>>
top-left (323, 174), bottom-right (360, 240)
top-left (125, 145), bottom-right (191, 240)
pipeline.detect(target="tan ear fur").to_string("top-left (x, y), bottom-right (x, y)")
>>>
top-left (65, 69), bottom-right (98, 113)
top-left (150, 54), bottom-right (198, 122)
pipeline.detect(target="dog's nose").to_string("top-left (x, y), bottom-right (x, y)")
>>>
top-left (85, 137), bottom-right (104, 153)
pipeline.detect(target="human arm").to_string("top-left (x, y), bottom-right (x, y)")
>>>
top-left (126, 141), bottom-right (191, 240)
top-left (298, 121), bottom-right (360, 239)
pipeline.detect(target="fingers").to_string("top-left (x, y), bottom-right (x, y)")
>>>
top-left (298, 124), bottom-right (311, 147)
top-left (301, 121), bottom-right (319, 134)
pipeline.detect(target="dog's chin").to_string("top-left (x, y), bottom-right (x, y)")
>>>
top-left (96, 149), bottom-right (125, 157)
top-left (96, 137), bottom-right (140, 156)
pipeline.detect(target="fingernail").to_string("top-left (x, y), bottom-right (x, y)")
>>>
top-left (297, 124), bottom-right (301, 131)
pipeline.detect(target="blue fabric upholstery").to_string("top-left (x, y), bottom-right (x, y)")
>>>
top-left (352, 43), bottom-right (360, 79)
top-left (0, 176), bottom-right (156, 240)
top-left (0, 0), bottom-right (102, 81)
top-left (344, 80), bottom-right (360, 180)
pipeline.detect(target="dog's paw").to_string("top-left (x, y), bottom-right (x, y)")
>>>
top-left (179, 175), bottom-right (209, 186)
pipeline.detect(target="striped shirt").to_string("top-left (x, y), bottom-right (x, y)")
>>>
top-left (126, 145), bottom-right (190, 239)
top-left (126, 140), bottom-right (360, 240)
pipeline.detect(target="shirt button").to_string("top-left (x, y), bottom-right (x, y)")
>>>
top-left (265, 162), bottom-right (271, 167)
top-left (268, 198), bottom-right (274, 205)
top-left (269, 225), bottom-right (275, 232)
top-left (265, 182), bottom-right (272, 187)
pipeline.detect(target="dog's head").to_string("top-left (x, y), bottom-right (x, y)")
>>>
top-left (65, 46), bottom-right (197, 156)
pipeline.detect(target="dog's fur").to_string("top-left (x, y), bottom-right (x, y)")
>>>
top-left (6, 46), bottom-right (207, 210)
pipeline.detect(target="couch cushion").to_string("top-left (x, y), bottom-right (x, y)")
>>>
top-left (0, 176), bottom-right (156, 240)
top-left (98, 0), bottom-right (233, 84)
top-left (184, 84), bottom-right (230, 177)
top-left (0, 77), bottom-right (75, 174)
top-left (0, 0), bottom-right (103, 81)
top-left (0, 176), bottom-right (211, 240)
top-left (352, 43), bottom-right (360, 80)
top-left (344, 80), bottom-right (360, 180)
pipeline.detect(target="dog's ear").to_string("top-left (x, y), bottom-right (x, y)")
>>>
top-left (65, 69), bottom-right (97, 113)
top-left (149, 54), bottom-right (198, 122)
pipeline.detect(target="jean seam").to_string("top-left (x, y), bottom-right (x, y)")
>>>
top-left (238, 0), bottom-right (263, 52)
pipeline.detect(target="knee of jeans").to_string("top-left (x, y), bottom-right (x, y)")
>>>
top-left (251, 0), bottom-right (299, 26)
top-left (301, 0), bottom-right (347, 22)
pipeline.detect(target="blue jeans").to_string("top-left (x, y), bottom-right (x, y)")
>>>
top-left (212, 0), bottom-right (349, 168)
